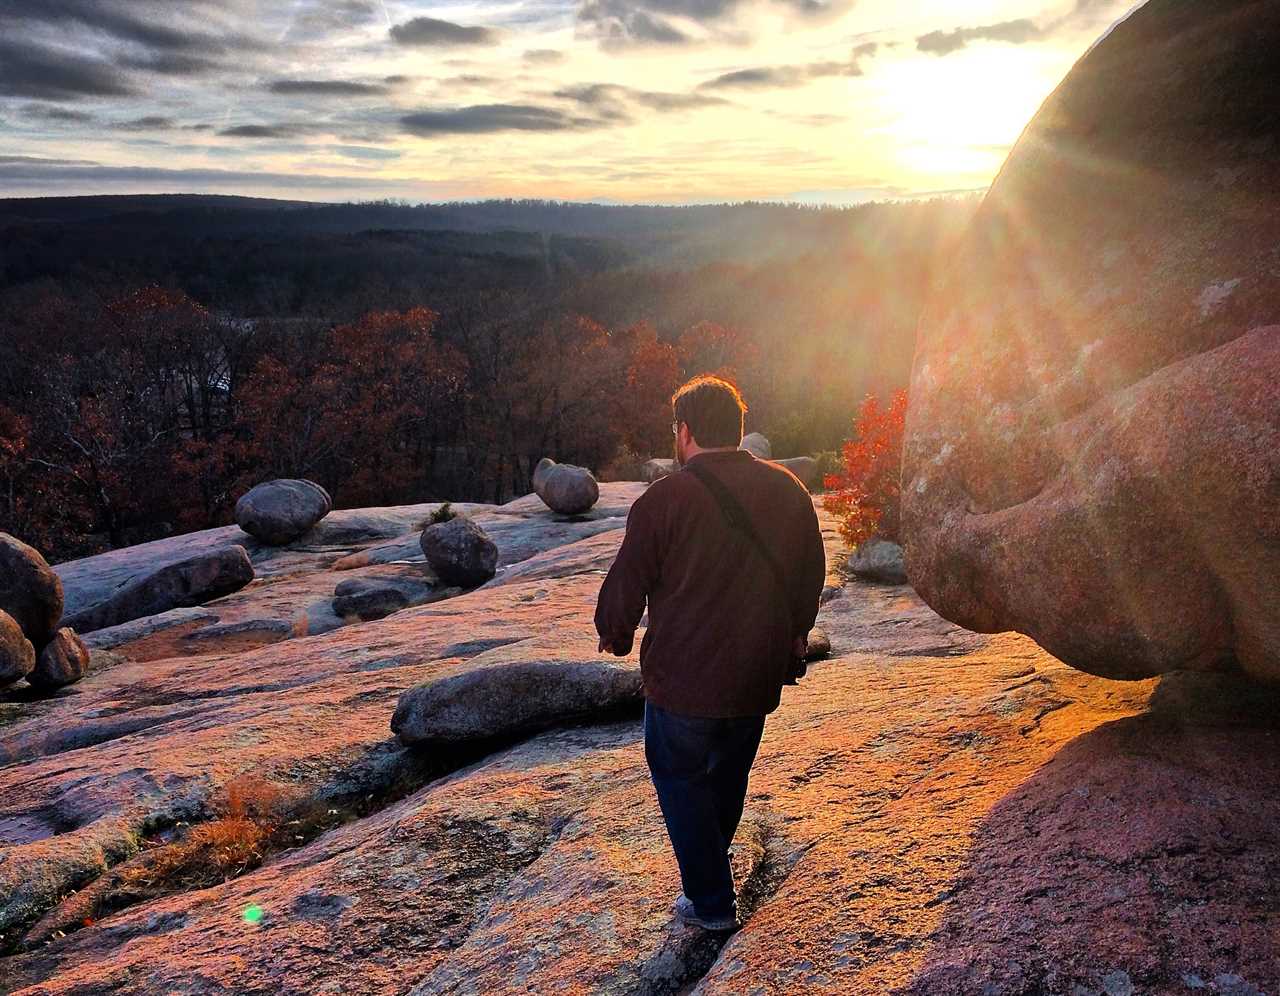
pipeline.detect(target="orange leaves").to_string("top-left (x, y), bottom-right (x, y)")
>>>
top-left (823, 389), bottom-right (908, 548)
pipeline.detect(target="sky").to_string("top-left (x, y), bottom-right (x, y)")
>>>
top-left (0, 0), bottom-right (1142, 204)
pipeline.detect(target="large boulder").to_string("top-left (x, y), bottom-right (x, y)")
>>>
top-left (740, 432), bottom-right (771, 459)
top-left (532, 458), bottom-right (599, 515)
top-left (0, 609), bottom-right (35, 687)
top-left (235, 479), bottom-right (332, 546)
top-left (848, 539), bottom-right (907, 586)
top-left (902, 0), bottom-right (1280, 682)
top-left (0, 533), bottom-right (63, 648)
top-left (419, 515), bottom-right (498, 588)
top-left (29, 628), bottom-right (89, 690)
top-left (63, 547), bottom-right (255, 634)
top-left (391, 636), bottom-right (641, 745)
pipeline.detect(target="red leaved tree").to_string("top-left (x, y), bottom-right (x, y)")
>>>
top-left (823, 389), bottom-right (908, 547)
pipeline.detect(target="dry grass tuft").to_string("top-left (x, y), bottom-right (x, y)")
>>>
top-left (119, 776), bottom-right (299, 891)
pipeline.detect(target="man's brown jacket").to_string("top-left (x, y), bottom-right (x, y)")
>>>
top-left (595, 449), bottom-right (826, 717)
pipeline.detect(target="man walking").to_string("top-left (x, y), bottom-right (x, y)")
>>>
top-left (595, 374), bottom-right (826, 931)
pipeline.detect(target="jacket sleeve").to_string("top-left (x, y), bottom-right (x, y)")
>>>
top-left (791, 496), bottom-right (826, 641)
top-left (595, 489), bottom-right (663, 654)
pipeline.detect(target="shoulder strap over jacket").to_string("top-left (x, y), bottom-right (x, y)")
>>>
top-left (683, 460), bottom-right (790, 608)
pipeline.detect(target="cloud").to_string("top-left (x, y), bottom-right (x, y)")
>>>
top-left (18, 104), bottom-right (96, 124)
top-left (280, 0), bottom-right (381, 40)
top-left (916, 18), bottom-right (1043, 55)
top-left (577, 0), bottom-right (848, 48)
top-left (916, 2), bottom-right (1122, 56)
top-left (115, 115), bottom-right (178, 131)
top-left (577, 0), bottom-right (692, 48)
top-left (0, 154), bottom-right (100, 166)
top-left (219, 123), bottom-right (310, 138)
top-left (0, 38), bottom-right (135, 100)
top-left (699, 45), bottom-right (874, 90)
top-left (118, 52), bottom-right (225, 76)
top-left (400, 104), bottom-right (602, 136)
top-left (390, 17), bottom-right (500, 47)
top-left (556, 83), bottom-right (726, 117)
top-left (2, 0), bottom-right (214, 52)
top-left (332, 145), bottom-right (403, 160)
top-left (0, 158), bottom-right (397, 193)
top-left (523, 48), bottom-right (567, 65)
top-left (268, 79), bottom-right (391, 96)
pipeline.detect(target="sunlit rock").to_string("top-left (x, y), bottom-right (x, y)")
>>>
top-left (903, 0), bottom-right (1280, 681)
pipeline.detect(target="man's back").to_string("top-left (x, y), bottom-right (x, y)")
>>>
top-left (595, 449), bottom-right (826, 717)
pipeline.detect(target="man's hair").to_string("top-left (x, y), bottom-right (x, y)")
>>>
top-left (672, 375), bottom-right (747, 448)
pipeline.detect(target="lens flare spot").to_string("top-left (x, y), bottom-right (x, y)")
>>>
top-left (243, 904), bottom-right (265, 925)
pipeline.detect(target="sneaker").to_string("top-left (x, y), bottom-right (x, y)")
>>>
top-left (672, 893), bottom-right (738, 932)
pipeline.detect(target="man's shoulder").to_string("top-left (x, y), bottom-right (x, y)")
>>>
top-left (631, 470), bottom-right (699, 513)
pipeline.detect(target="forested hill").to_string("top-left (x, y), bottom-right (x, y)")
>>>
top-left (0, 193), bottom-right (977, 560)
top-left (0, 193), bottom-right (978, 275)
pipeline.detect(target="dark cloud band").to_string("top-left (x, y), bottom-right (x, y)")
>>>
top-left (390, 17), bottom-right (500, 47)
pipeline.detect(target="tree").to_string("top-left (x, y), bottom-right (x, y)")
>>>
top-left (620, 322), bottom-right (679, 458)
top-left (823, 389), bottom-right (908, 548)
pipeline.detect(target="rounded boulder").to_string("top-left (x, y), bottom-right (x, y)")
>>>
top-left (849, 539), bottom-right (907, 586)
top-left (420, 516), bottom-right (498, 588)
top-left (532, 458), bottom-right (599, 516)
top-left (235, 479), bottom-right (332, 546)
top-left (30, 627), bottom-right (90, 690)
top-left (0, 609), bottom-right (35, 687)
top-left (0, 532), bottom-right (63, 648)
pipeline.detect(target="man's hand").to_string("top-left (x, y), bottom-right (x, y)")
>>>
top-left (598, 635), bottom-right (633, 657)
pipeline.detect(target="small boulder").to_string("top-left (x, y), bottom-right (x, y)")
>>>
top-left (235, 479), bottom-right (332, 546)
top-left (392, 636), bottom-right (641, 746)
top-left (332, 579), bottom-right (411, 621)
top-left (740, 433), bottom-right (771, 459)
top-left (532, 458), bottom-right (600, 515)
top-left (0, 533), bottom-right (64, 648)
top-left (64, 546), bottom-right (255, 633)
top-left (29, 627), bottom-right (89, 690)
top-left (775, 456), bottom-right (819, 490)
top-left (848, 538), bottom-right (907, 585)
top-left (0, 609), bottom-right (35, 687)
top-left (804, 626), bottom-right (832, 662)
top-left (420, 516), bottom-right (498, 588)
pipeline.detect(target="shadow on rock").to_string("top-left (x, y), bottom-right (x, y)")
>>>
top-left (901, 671), bottom-right (1280, 996)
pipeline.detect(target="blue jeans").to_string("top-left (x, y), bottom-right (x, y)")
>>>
top-left (644, 701), bottom-right (766, 920)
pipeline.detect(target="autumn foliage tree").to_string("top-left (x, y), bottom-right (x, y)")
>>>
top-left (0, 282), bottom-right (771, 558)
top-left (823, 389), bottom-right (908, 548)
